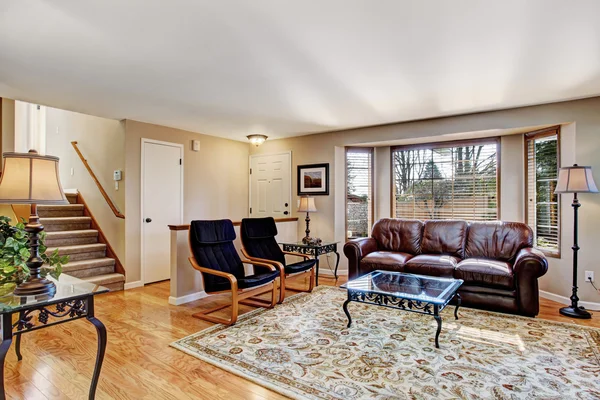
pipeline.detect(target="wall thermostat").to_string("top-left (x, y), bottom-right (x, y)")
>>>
top-left (192, 140), bottom-right (200, 152)
top-left (114, 170), bottom-right (122, 181)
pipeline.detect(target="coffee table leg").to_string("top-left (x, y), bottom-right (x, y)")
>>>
top-left (343, 299), bottom-right (352, 328)
top-left (454, 293), bottom-right (461, 320)
top-left (434, 305), bottom-right (442, 349)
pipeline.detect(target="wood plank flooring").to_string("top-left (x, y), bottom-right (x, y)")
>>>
top-left (3, 274), bottom-right (599, 399)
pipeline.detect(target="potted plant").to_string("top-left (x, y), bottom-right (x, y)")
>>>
top-left (0, 216), bottom-right (69, 296)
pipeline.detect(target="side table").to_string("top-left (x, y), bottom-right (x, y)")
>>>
top-left (279, 241), bottom-right (340, 286)
top-left (0, 275), bottom-right (108, 400)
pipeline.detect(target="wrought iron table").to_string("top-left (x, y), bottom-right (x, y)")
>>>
top-left (279, 241), bottom-right (340, 286)
top-left (0, 275), bottom-right (108, 400)
top-left (341, 271), bottom-right (463, 348)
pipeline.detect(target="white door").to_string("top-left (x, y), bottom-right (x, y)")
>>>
top-left (250, 152), bottom-right (291, 218)
top-left (141, 139), bottom-right (183, 284)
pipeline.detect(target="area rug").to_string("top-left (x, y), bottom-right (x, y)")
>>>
top-left (171, 286), bottom-right (600, 399)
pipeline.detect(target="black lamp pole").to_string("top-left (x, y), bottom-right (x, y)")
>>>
top-left (560, 192), bottom-right (591, 319)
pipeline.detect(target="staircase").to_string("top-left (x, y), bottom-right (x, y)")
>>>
top-left (39, 192), bottom-right (125, 291)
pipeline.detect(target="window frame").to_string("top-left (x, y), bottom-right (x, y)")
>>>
top-left (524, 126), bottom-right (561, 258)
top-left (389, 137), bottom-right (502, 220)
top-left (345, 146), bottom-right (375, 241)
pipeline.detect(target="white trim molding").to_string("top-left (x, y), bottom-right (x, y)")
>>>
top-left (124, 280), bottom-right (144, 290)
top-left (169, 291), bottom-right (208, 306)
top-left (540, 290), bottom-right (600, 311)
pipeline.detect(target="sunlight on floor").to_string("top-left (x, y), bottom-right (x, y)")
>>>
top-left (455, 325), bottom-right (526, 351)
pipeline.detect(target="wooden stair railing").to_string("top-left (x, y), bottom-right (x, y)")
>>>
top-left (71, 141), bottom-right (125, 219)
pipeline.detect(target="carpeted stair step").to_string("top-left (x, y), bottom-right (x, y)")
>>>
top-left (82, 273), bottom-right (125, 292)
top-left (62, 258), bottom-right (116, 278)
top-left (40, 216), bottom-right (92, 232)
top-left (44, 229), bottom-right (99, 246)
top-left (37, 204), bottom-right (85, 218)
top-left (45, 243), bottom-right (107, 262)
top-left (66, 192), bottom-right (78, 204)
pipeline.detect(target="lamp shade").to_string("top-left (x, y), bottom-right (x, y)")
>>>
top-left (298, 196), bottom-right (317, 212)
top-left (0, 150), bottom-right (68, 204)
top-left (554, 164), bottom-right (599, 194)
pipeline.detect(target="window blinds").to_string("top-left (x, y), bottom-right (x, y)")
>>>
top-left (526, 131), bottom-right (560, 255)
top-left (346, 148), bottom-right (373, 239)
top-left (392, 141), bottom-right (498, 221)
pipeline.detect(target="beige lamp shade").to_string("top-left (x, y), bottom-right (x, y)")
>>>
top-left (0, 150), bottom-right (68, 204)
top-left (555, 164), bottom-right (599, 194)
top-left (298, 196), bottom-right (317, 212)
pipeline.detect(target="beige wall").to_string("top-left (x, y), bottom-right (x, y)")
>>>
top-left (45, 107), bottom-right (126, 261)
top-left (124, 120), bottom-right (249, 284)
top-left (251, 97), bottom-right (600, 304)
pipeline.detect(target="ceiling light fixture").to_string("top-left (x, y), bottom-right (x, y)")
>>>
top-left (247, 134), bottom-right (268, 146)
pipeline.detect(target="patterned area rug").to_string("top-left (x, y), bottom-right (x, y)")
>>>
top-left (171, 286), bottom-right (600, 399)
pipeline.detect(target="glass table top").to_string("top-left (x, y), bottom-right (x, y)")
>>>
top-left (279, 240), bottom-right (339, 248)
top-left (0, 274), bottom-right (109, 313)
top-left (341, 271), bottom-right (463, 305)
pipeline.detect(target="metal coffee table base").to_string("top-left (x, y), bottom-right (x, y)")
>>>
top-left (343, 291), bottom-right (461, 348)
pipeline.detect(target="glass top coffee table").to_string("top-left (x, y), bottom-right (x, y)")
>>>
top-left (341, 271), bottom-right (463, 348)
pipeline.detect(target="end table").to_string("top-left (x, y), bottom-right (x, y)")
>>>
top-left (279, 240), bottom-right (340, 286)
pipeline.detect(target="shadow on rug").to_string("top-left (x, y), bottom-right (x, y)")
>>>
top-left (171, 286), bottom-right (600, 399)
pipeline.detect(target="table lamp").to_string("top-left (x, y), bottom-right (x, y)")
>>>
top-left (0, 150), bottom-right (68, 296)
top-left (298, 196), bottom-right (317, 244)
top-left (554, 164), bottom-right (598, 319)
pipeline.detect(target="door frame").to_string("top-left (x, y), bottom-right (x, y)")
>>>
top-left (140, 138), bottom-right (184, 284)
top-left (248, 151), bottom-right (292, 217)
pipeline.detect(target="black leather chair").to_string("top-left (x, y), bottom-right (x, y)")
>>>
top-left (241, 217), bottom-right (316, 303)
top-left (188, 219), bottom-right (280, 325)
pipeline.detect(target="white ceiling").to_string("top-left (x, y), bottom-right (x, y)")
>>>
top-left (1, 1), bottom-right (599, 142)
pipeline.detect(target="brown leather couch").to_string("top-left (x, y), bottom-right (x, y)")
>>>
top-left (343, 219), bottom-right (548, 317)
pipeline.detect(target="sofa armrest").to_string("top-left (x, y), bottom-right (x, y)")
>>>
top-left (343, 238), bottom-right (378, 280)
top-left (514, 247), bottom-right (548, 278)
top-left (513, 247), bottom-right (548, 317)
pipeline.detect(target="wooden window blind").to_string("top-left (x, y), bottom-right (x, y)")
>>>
top-left (346, 148), bottom-right (373, 239)
top-left (525, 128), bottom-right (560, 256)
top-left (392, 139), bottom-right (499, 221)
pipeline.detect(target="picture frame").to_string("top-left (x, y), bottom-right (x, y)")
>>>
top-left (297, 163), bottom-right (329, 196)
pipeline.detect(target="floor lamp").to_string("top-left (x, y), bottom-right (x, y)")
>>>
top-left (0, 150), bottom-right (69, 297)
top-left (555, 164), bottom-right (598, 319)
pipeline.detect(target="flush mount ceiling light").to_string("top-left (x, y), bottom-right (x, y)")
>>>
top-left (247, 134), bottom-right (268, 146)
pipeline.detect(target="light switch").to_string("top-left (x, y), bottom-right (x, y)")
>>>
top-left (192, 140), bottom-right (200, 152)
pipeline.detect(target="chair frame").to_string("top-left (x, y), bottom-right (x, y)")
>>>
top-left (241, 248), bottom-right (315, 304)
top-left (188, 241), bottom-right (279, 326)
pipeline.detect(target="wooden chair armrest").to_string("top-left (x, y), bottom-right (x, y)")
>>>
top-left (188, 257), bottom-right (237, 281)
top-left (241, 259), bottom-right (277, 272)
top-left (283, 251), bottom-right (311, 260)
top-left (240, 248), bottom-right (284, 271)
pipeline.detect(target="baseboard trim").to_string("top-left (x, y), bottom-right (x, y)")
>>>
top-left (124, 280), bottom-right (144, 290)
top-left (169, 291), bottom-right (208, 306)
top-left (540, 290), bottom-right (600, 311)
top-left (318, 268), bottom-right (347, 277)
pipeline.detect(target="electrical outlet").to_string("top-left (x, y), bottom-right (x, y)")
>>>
top-left (585, 271), bottom-right (594, 282)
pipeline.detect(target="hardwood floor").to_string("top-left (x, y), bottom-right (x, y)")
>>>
top-left (3, 274), bottom-right (599, 400)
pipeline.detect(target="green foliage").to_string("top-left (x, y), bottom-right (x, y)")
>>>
top-left (0, 216), bottom-right (69, 292)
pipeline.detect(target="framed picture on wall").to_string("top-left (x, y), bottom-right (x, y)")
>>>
top-left (297, 163), bottom-right (329, 196)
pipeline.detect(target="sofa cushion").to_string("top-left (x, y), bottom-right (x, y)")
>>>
top-left (421, 220), bottom-right (468, 258)
top-left (371, 218), bottom-right (423, 254)
top-left (360, 251), bottom-right (413, 273)
top-left (404, 254), bottom-right (459, 278)
top-left (465, 221), bottom-right (533, 262)
top-left (455, 258), bottom-right (514, 289)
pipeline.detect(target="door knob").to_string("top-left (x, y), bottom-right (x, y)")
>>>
top-left (283, 211), bottom-right (289, 215)
top-left (145, 218), bottom-right (152, 223)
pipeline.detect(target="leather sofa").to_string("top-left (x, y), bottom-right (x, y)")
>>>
top-left (343, 218), bottom-right (548, 317)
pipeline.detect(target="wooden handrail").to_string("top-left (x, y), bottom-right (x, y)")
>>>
top-left (71, 141), bottom-right (125, 219)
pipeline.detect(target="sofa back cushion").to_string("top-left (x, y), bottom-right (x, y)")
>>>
top-left (421, 220), bottom-right (468, 258)
top-left (465, 221), bottom-right (533, 262)
top-left (371, 218), bottom-right (423, 254)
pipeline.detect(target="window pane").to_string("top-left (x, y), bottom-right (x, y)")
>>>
top-left (392, 142), bottom-right (498, 221)
top-left (527, 133), bottom-right (560, 254)
top-left (346, 149), bottom-right (373, 239)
